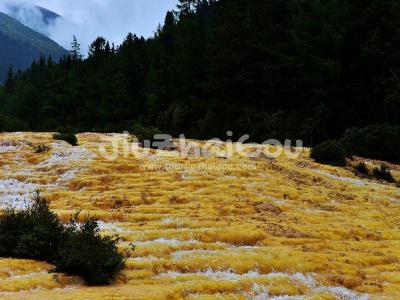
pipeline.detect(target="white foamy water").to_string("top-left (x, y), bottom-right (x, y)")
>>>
top-left (317, 286), bottom-right (369, 300)
top-left (0, 146), bottom-right (18, 152)
top-left (268, 296), bottom-right (304, 300)
top-left (0, 142), bottom-right (95, 209)
top-left (387, 197), bottom-right (400, 205)
top-left (97, 221), bottom-right (127, 233)
top-left (312, 169), bottom-right (369, 186)
top-left (38, 144), bottom-right (96, 188)
top-left (0, 179), bottom-right (37, 209)
top-left (7, 271), bottom-right (48, 280)
top-left (161, 217), bottom-right (176, 223)
top-left (40, 144), bottom-right (95, 167)
top-left (0, 141), bottom-right (20, 152)
top-left (157, 270), bottom-right (369, 300)
top-left (157, 269), bottom-right (263, 281)
top-left (171, 246), bottom-right (261, 260)
top-left (128, 256), bottom-right (160, 262)
top-left (136, 238), bottom-right (199, 246)
top-left (57, 170), bottom-right (78, 182)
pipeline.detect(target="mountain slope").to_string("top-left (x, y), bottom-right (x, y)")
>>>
top-left (0, 12), bottom-right (66, 82)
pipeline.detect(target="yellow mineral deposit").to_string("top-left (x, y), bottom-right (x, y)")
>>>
top-left (0, 132), bottom-right (399, 299)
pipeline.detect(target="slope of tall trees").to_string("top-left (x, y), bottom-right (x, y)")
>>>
top-left (1, 0), bottom-right (400, 145)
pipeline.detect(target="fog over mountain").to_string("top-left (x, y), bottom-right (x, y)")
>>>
top-left (0, 0), bottom-right (177, 55)
top-left (0, 2), bottom-right (60, 36)
top-left (0, 11), bottom-right (66, 82)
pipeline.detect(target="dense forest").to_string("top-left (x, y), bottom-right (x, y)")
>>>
top-left (1, 0), bottom-right (400, 147)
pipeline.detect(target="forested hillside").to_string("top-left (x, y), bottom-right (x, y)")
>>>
top-left (0, 12), bottom-right (66, 83)
top-left (1, 0), bottom-right (399, 146)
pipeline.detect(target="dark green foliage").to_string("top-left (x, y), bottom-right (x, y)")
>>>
top-left (0, 192), bottom-right (127, 285)
top-left (372, 164), bottom-right (396, 183)
top-left (70, 35), bottom-right (83, 61)
top-left (0, 0), bottom-right (400, 162)
top-left (355, 162), bottom-right (369, 176)
top-left (53, 132), bottom-right (78, 146)
top-left (32, 144), bottom-right (51, 153)
top-left (132, 123), bottom-right (162, 149)
top-left (56, 219), bottom-right (125, 285)
top-left (311, 140), bottom-right (347, 166)
top-left (353, 162), bottom-right (397, 184)
top-left (0, 114), bottom-right (28, 132)
top-left (341, 125), bottom-right (400, 163)
top-left (0, 192), bottom-right (63, 261)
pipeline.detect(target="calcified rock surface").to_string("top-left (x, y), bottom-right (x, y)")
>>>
top-left (0, 132), bottom-right (399, 299)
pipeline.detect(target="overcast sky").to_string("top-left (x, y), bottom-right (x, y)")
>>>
top-left (0, 0), bottom-right (177, 54)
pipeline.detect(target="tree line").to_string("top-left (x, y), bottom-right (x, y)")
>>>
top-left (0, 0), bottom-right (400, 147)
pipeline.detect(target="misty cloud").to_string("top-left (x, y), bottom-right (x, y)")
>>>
top-left (0, 0), bottom-right (177, 55)
top-left (0, 1), bottom-right (56, 36)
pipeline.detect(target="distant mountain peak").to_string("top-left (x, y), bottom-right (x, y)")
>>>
top-left (3, 2), bottom-right (60, 36)
top-left (0, 11), bottom-right (67, 82)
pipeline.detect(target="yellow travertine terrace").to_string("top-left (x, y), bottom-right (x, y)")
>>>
top-left (0, 132), bottom-right (399, 300)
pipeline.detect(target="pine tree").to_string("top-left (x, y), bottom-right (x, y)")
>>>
top-left (47, 56), bottom-right (53, 68)
top-left (88, 37), bottom-right (107, 57)
top-left (105, 41), bottom-right (111, 54)
top-left (177, 0), bottom-right (193, 14)
top-left (70, 35), bottom-right (82, 60)
top-left (4, 66), bottom-right (14, 94)
top-left (161, 11), bottom-right (176, 55)
top-left (178, 0), bottom-right (207, 13)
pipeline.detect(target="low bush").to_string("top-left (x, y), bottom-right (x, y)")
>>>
top-left (0, 192), bottom-right (63, 261)
top-left (311, 139), bottom-right (347, 166)
top-left (354, 162), bottom-right (369, 176)
top-left (56, 218), bottom-right (125, 285)
top-left (0, 192), bottom-right (128, 285)
top-left (372, 164), bottom-right (396, 183)
top-left (132, 123), bottom-right (166, 149)
top-left (53, 132), bottom-right (78, 146)
top-left (352, 162), bottom-right (397, 184)
top-left (33, 144), bottom-right (51, 153)
top-left (341, 125), bottom-right (400, 163)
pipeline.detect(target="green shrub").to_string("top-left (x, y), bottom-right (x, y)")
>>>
top-left (354, 162), bottom-right (369, 176)
top-left (53, 132), bottom-right (78, 146)
top-left (56, 219), bottom-right (125, 285)
top-left (33, 144), bottom-right (51, 153)
top-left (372, 164), bottom-right (396, 183)
top-left (311, 139), bottom-right (347, 166)
top-left (132, 123), bottom-right (162, 149)
top-left (0, 192), bottom-right (63, 262)
top-left (341, 125), bottom-right (400, 163)
top-left (0, 192), bottom-right (128, 285)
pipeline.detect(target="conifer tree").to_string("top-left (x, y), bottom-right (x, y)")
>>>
top-left (177, 0), bottom-right (193, 14)
top-left (4, 66), bottom-right (14, 94)
top-left (70, 35), bottom-right (82, 60)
